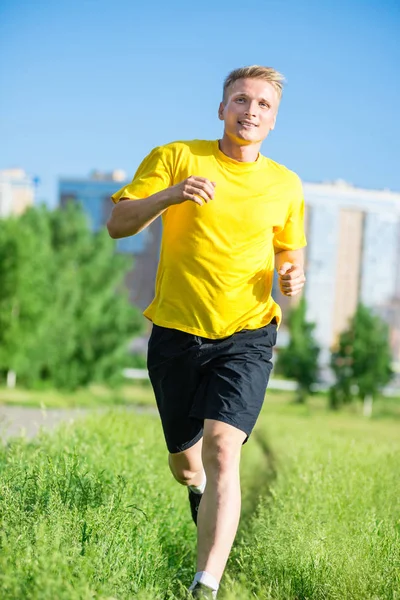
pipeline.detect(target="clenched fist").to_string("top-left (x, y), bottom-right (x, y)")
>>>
top-left (278, 262), bottom-right (306, 297)
top-left (167, 176), bottom-right (216, 207)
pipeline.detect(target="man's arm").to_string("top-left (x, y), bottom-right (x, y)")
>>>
top-left (107, 190), bottom-right (171, 239)
top-left (274, 247), bottom-right (306, 297)
top-left (107, 176), bottom-right (216, 239)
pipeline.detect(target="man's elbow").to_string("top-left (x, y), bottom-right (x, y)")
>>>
top-left (106, 219), bottom-right (115, 238)
top-left (106, 218), bottom-right (121, 239)
top-left (107, 202), bottom-right (128, 238)
top-left (107, 215), bottom-right (140, 239)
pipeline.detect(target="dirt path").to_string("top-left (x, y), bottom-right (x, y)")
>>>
top-left (0, 405), bottom-right (157, 442)
top-left (0, 406), bottom-right (99, 442)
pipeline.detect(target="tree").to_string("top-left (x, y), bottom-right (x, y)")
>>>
top-left (330, 303), bottom-right (393, 415)
top-left (0, 207), bottom-right (55, 386)
top-left (0, 203), bottom-right (144, 389)
top-left (275, 297), bottom-right (320, 403)
top-left (47, 201), bottom-right (144, 388)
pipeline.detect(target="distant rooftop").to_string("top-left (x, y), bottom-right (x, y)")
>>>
top-left (0, 168), bottom-right (33, 182)
top-left (60, 170), bottom-right (128, 183)
top-left (304, 179), bottom-right (400, 201)
top-left (89, 169), bottom-right (127, 182)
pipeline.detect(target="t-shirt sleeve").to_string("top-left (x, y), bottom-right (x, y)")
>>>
top-left (273, 175), bottom-right (307, 251)
top-left (111, 145), bottom-right (173, 204)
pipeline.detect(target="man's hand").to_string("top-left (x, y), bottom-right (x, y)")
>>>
top-left (278, 262), bottom-right (306, 297)
top-left (167, 176), bottom-right (216, 207)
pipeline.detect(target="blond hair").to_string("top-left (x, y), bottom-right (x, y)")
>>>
top-left (223, 65), bottom-right (285, 102)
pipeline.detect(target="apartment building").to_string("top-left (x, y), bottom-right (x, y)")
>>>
top-left (59, 170), bottom-right (161, 310)
top-left (303, 181), bottom-right (400, 365)
top-left (0, 169), bottom-right (35, 217)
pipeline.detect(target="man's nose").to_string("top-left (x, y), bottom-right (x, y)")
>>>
top-left (244, 100), bottom-right (258, 117)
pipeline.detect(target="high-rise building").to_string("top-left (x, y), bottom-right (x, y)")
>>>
top-left (59, 170), bottom-right (162, 311)
top-left (303, 181), bottom-right (400, 368)
top-left (0, 169), bottom-right (35, 217)
top-left (59, 170), bottom-right (400, 369)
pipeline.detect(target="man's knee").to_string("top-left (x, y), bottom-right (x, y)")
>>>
top-left (169, 457), bottom-right (202, 485)
top-left (202, 419), bottom-right (246, 476)
top-left (168, 438), bottom-right (203, 485)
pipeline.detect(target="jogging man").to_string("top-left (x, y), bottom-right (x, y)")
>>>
top-left (108, 65), bottom-right (306, 599)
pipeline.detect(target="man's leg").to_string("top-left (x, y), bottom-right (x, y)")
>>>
top-left (168, 436), bottom-right (205, 487)
top-left (196, 418), bottom-right (246, 583)
top-left (169, 436), bottom-right (206, 527)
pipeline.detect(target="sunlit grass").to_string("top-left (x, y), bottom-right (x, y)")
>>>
top-left (0, 382), bottom-right (156, 409)
top-left (0, 400), bottom-right (399, 599)
top-left (1, 383), bottom-right (400, 421)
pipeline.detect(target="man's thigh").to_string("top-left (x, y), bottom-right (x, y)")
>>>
top-left (191, 322), bottom-right (277, 443)
top-left (147, 321), bottom-right (277, 451)
top-left (147, 324), bottom-right (205, 453)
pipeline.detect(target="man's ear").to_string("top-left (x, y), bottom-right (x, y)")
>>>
top-left (218, 102), bottom-right (225, 121)
top-left (270, 111), bottom-right (278, 131)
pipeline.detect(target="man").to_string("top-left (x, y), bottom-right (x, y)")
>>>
top-left (107, 65), bottom-right (306, 599)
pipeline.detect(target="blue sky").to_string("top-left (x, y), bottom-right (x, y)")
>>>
top-left (0, 0), bottom-right (399, 207)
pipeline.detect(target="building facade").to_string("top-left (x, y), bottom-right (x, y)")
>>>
top-left (59, 171), bottom-right (162, 311)
top-left (59, 171), bottom-right (400, 369)
top-left (0, 169), bottom-right (35, 217)
top-left (302, 181), bottom-right (400, 368)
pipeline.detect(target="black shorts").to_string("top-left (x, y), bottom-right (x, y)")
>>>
top-left (147, 320), bottom-right (277, 454)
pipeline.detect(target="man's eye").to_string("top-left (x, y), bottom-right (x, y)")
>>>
top-left (235, 98), bottom-right (245, 103)
top-left (260, 102), bottom-right (269, 108)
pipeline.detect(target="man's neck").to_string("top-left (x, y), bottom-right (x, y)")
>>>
top-left (218, 135), bottom-right (261, 163)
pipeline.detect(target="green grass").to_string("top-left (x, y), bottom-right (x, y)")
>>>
top-left (0, 400), bottom-right (399, 599)
top-left (0, 382), bottom-right (156, 409)
top-left (2, 383), bottom-right (400, 422)
top-left (232, 410), bottom-right (400, 599)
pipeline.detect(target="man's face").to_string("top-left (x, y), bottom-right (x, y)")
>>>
top-left (218, 78), bottom-right (279, 145)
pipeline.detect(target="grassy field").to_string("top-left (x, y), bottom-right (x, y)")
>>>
top-left (0, 393), bottom-right (399, 599)
top-left (0, 382), bottom-right (156, 409)
top-left (1, 382), bottom-right (400, 421)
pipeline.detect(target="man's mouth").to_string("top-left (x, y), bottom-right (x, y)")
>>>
top-left (238, 120), bottom-right (258, 128)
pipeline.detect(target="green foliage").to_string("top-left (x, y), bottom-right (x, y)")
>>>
top-left (276, 297), bottom-right (320, 402)
top-left (233, 409), bottom-right (400, 600)
top-left (0, 203), bottom-right (143, 389)
top-left (0, 412), bottom-right (196, 600)
top-left (1, 406), bottom-right (399, 599)
top-left (330, 304), bottom-right (393, 409)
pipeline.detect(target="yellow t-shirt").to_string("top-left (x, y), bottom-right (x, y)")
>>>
top-left (112, 139), bottom-right (306, 338)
